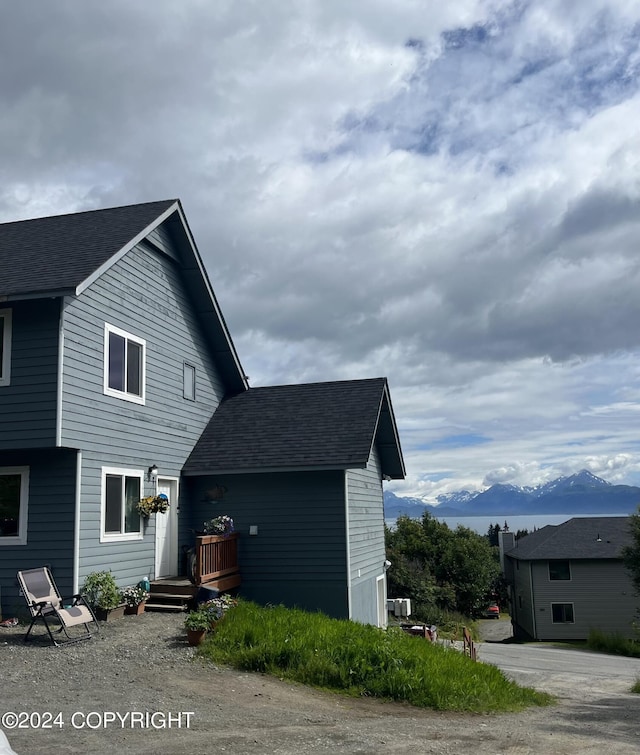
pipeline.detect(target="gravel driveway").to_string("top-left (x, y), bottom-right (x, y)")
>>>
top-left (1, 612), bottom-right (640, 754)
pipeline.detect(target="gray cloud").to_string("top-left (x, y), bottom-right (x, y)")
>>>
top-left (3, 1), bottom-right (640, 496)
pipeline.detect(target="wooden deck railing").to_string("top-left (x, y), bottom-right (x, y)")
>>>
top-left (194, 532), bottom-right (239, 585)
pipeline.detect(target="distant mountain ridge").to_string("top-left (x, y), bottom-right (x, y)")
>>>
top-left (384, 470), bottom-right (640, 519)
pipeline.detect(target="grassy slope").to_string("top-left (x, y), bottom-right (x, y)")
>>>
top-left (199, 601), bottom-right (553, 713)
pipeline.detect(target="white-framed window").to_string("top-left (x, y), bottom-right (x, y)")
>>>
top-left (551, 603), bottom-right (575, 624)
top-left (0, 466), bottom-right (29, 545)
top-left (183, 362), bottom-right (196, 401)
top-left (104, 324), bottom-right (145, 404)
top-left (100, 467), bottom-right (143, 542)
top-left (0, 308), bottom-right (12, 387)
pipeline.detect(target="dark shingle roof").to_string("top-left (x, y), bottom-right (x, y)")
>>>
top-left (183, 377), bottom-right (405, 478)
top-left (506, 516), bottom-right (633, 560)
top-left (0, 199), bottom-right (176, 297)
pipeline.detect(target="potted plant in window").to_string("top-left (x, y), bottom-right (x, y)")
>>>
top-left (81, 570), bottom-right (125, 621)
top-left (122, 585), bottom-right (150, 615)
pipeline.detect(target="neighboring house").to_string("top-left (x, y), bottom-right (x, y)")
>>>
top-left (499, 517), bottom-right (639, 640)
top-left (0, 200), bottom-right (405, 626)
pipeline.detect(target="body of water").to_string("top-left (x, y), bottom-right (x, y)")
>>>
top-left (385, 512), bottom-right (631, 535)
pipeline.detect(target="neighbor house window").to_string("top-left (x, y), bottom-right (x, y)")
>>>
top-left (551, 603), bottom-right (574, 623)
top-left (104, 324), bottom-right (145, 404)
top-left (0, 467), bottom-right (29, 545)
top-left (101, 468), bottom-right (143, 541)
top-left (183, 362), bottom-right (196, 401)
top-left (0, 308), bottom-right (12, 386)
top-left (548, 560), bottom-right (571, 581)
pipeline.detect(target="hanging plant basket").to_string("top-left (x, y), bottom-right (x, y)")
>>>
top-left (137, 494), bottom-right (170, 518)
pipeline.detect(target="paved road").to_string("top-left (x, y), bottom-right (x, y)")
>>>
top-left (478, 640), bottom-right (640, 699)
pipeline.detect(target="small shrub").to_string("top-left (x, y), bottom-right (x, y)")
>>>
top-left (81, 571), bottom-right (122, 610)
top-left (632, 678), bottom-right (640, 694)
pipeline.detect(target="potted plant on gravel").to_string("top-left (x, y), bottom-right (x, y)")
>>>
top-left (122, 585), bottom-right (150, 615)
top-left (184, 607), bottom-right (211, 646)
top-left (81, 570), bottom-right (125, 621)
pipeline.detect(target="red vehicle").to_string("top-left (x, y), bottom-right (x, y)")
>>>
top-left (483, 603), bottom-right (500, 619)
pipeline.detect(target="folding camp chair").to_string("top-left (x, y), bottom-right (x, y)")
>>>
top-left (17, 567), bottom-right (99, 646)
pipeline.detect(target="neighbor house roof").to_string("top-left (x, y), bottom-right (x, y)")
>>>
top-left (505, 516), bottom-right (633, 560)
top-left (0, 200), bottom-right (248, 394)
top-left (183, 377), bottom-right (405, 478)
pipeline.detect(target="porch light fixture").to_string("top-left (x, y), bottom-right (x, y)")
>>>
top-left (146, 464), bottom-right (159, 482)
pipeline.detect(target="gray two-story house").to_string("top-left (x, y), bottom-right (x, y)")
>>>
top-left (0, 200), bottom-right (404, 626)
top-left (500, 516), bottom-right (639, 640)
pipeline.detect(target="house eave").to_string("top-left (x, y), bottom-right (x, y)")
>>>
top-left (183, 462), bottom-right (369, 476)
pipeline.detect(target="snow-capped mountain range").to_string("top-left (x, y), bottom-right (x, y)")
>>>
top-left (384, 470), bottom-right (640, 519)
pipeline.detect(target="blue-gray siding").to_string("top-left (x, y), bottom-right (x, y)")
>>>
top-left (186, 471), bottom-right (349, 618)
top-left (0, 449), bottom-right (77, 617)
top-left (0, 299), bottom-right (60, 449)
top-left (347, 446), bottom-right (386, 625)
top-left (510, 556), bottom-right (640, 640)
top-left (59, 231), bottom-right (227, 588)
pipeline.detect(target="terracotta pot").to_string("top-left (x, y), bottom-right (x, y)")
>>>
top-left (95, 604), bottom-right (127, 621)
top-left (186, 628), bottom-right (207, 646)
top-left (125, 602), bottom-right (146, 616)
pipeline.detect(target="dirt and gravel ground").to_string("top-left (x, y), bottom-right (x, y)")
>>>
top-left (1, 612), bottom-right (640, 754)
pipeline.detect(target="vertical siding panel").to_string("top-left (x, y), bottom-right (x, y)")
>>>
top-left (346, 446), bottom-right (386, 624)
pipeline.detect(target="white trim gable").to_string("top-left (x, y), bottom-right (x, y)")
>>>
top-left (75, 201), bottom-right (180, 296)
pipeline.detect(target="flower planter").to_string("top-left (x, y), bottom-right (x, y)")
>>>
top-left (95, 604), bottom-right (127, 622)
top-left (186, 628), bottom-right (207, 646)
top-left (125, 601), bottom-right (146, 616)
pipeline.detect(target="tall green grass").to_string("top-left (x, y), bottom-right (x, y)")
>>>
top-left (199, 601), bottom-right (552, 713)
top-left (587, 629), bottom-right (640, 658)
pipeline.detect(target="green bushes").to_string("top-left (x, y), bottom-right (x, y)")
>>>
top-left (199, 601), bottom-right (552, 713)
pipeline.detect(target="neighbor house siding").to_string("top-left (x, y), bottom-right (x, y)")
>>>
top-left (347, 446), bottom-right (386, 625)
top-left (0, 449), bottom-right (77, 617)
top-left (185, 471), bottom-right (349, 618)
top-left (530, 559), bottom-right (638, 641)
top-left (0, 299), bottom-right (60, 450)
top-left (510, 558), bottom-right (537, 641)
top-left (59, 230), bottom-right (227, 588)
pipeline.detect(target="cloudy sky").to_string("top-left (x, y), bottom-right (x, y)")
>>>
top-left (3, 1), bottom-right (640, 501)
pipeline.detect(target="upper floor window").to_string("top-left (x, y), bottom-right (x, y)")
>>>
top-left (104, 324), bottom-right (145, 404)
top-left (183, 362), bottom-right (196, 401)
top-left (548, 560), bottom-right (571, 581)
top-left (0, 308), bottom-right (12, 386)
top-left (0, 467), bottom-right (29, 545)
top-left (101, 467), bottom-right (143, 541)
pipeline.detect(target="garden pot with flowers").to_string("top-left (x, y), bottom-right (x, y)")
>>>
top-left (184, 595), bottom-right (238, 644)
top-left (203, 515), bottom-right (234, 537)
top-left (122, 585), bottom-right (150, 615)
top-left (184, 607), bottom-right (211, 646)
